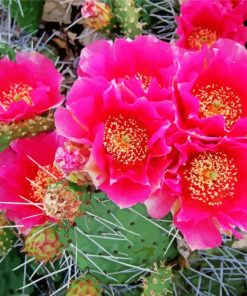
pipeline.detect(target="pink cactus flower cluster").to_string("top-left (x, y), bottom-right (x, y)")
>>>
top-left (0, 0), bottom-right (247, 251)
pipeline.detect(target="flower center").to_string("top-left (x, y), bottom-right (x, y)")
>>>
top-left (135, 72), bottom-right (152, 90)
top-left (103, 114), bottom-right (149, 166)
top-left (192, 83), bottom-right (242, 129)
top-left (0, 83), bottom-right (33, 111)
top-left (125, 72), bottom-right (152, 90)
top-left (187, 27), bottom-right (218, 50)
top-left (183, 152), bottom-right (238, 206)
top-left (29, 165), bottom-right (64, 202)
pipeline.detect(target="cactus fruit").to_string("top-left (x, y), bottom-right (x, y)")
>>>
top-left (59, 191), bottom-right (178, 285)
top-left (23, 224), bottom-right (63, 262)
top-left (0, 213), bottom-right (15, 256)
top-left (81, 0), bottom-right (112, 31)
top-left (142, 262), bottom-right (173, 296)
top-left (66, 275), bottom-right (102, 296)
top-left (43, 183), bottom-right (82, 222)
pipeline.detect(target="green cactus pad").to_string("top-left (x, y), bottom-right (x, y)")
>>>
top-left (59, 191), bottom-right (178, 285)
top-left (0, 213), bottom-right (15, 256)
top-left (0, 113), bottom-right (55, 148)
top-left (114, 0), bottom-right (143, 38)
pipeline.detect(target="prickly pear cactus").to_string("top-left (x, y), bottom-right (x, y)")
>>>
top-left (66, 275), bottom-right (102, 296)
top-left (136, 0), bottom-right (178, 41)
top-left (0, 113), bottom-right (55, 150)
top-left (114, 0), bottom-right (143, 38)
top-left (142, 262), bottom-right (173, 296)
top-left (0, 249), bottom-right (35, 295)
top-left (0, 213), bottom-right (15, 256)
top-left (59, 191), bottom-right (178, 285)
top-left (23, 224), bottom-right (63, 262)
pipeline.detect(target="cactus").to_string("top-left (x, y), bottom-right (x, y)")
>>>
top-left (142, 262), bottom-right (173, 296)
top-left (113, 0), bottom-right (144, 38)
top-left (173, 239), bottom-right (247, 295)
top-left (66, 274), bottom-right (102, 296)
top-left (3, 0), bottom-right (45, 35)
top-left (0, 213), bottom-right (16, 256)
top-left (0, 113), bottom-right (55, 151)
top-left (23, 224), bottom-right (63, 262)
top-left (136, 0), bottom-right (178, 42)
top-left (59, 190), bottom-right (178, 285)
top-left (0, 249), bottom-right (35, 295)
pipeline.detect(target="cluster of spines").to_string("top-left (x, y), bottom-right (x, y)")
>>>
top-left (113, 0), bottom-right (144, 38)
top-left (136, 0), bottom-right (178, 41)
top-left (141, 262), bottom-right (173, 296)
top-left (0, 213), bottom-right (15, 256)
top-left (58, 191), bottom-right (179, 285)
top-left (0, 113), bottom-right (55, 147)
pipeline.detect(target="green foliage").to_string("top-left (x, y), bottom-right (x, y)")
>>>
top-left (0, 249), bottom-right (34, 295)
top-left (0, 135), bottom-right (10, 152)
top-left (3, 0), bottom-right (45, 34)
top-left (0, 43), bottom-right (16, 59)
top-left (59, 191), bottom-right (178, 285)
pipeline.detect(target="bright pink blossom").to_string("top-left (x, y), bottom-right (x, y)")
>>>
top-left (175, 39), bottom-right (247, 137)
top-left (220, 0), bottom-right (247, 21)
top-left (55, 81), bottom-right (175, 208)
top-left (176, 0), bottom-right (247, 50)
top-left (0, 132), bottom-right (64, 230)
top-left (0, 52), bottom-right (63, 123)
top-left (147, 137), bottom-right (247, 250)
top-left (77, 35), bottom-right (178, 103)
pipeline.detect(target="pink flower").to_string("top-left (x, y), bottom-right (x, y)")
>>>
top-left (220, 0), bottom-right (247, 19)
top-left (145, 128), bottom-right (188, 219)
top-left (0, 52), bottom-right (63, 123)
top-left (175, 39), bottom-right (247, 137)
top-left (77, 35), bottom-right (178, 103)
top-left (55, 82), bottom-right (175, 208)
top-left (0, 132), bottom-right (64, 230)
top-left (147, 137), bottom-right (247, 250)
top-left (176, 138), bottom-right (247, 250)
top-left (176, 0), bottom-right (247, 50)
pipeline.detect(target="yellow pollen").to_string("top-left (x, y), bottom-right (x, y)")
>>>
top-left (125, 72), bottom-right (152, 90)
top-left (187, 27), bottom-right (218, 50)
top-left (0, 83), bottom-right (33, 111)
top-left (183, 152), bottom-right (238, 206)
top-left (103, 114), bottom-right (149, 166)
top-left (135, 72), bottom-right (152, 90)
top-left (29, 165), bottom-right (64, 202)
top-left (192, 83), bottom-right (242, 129)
